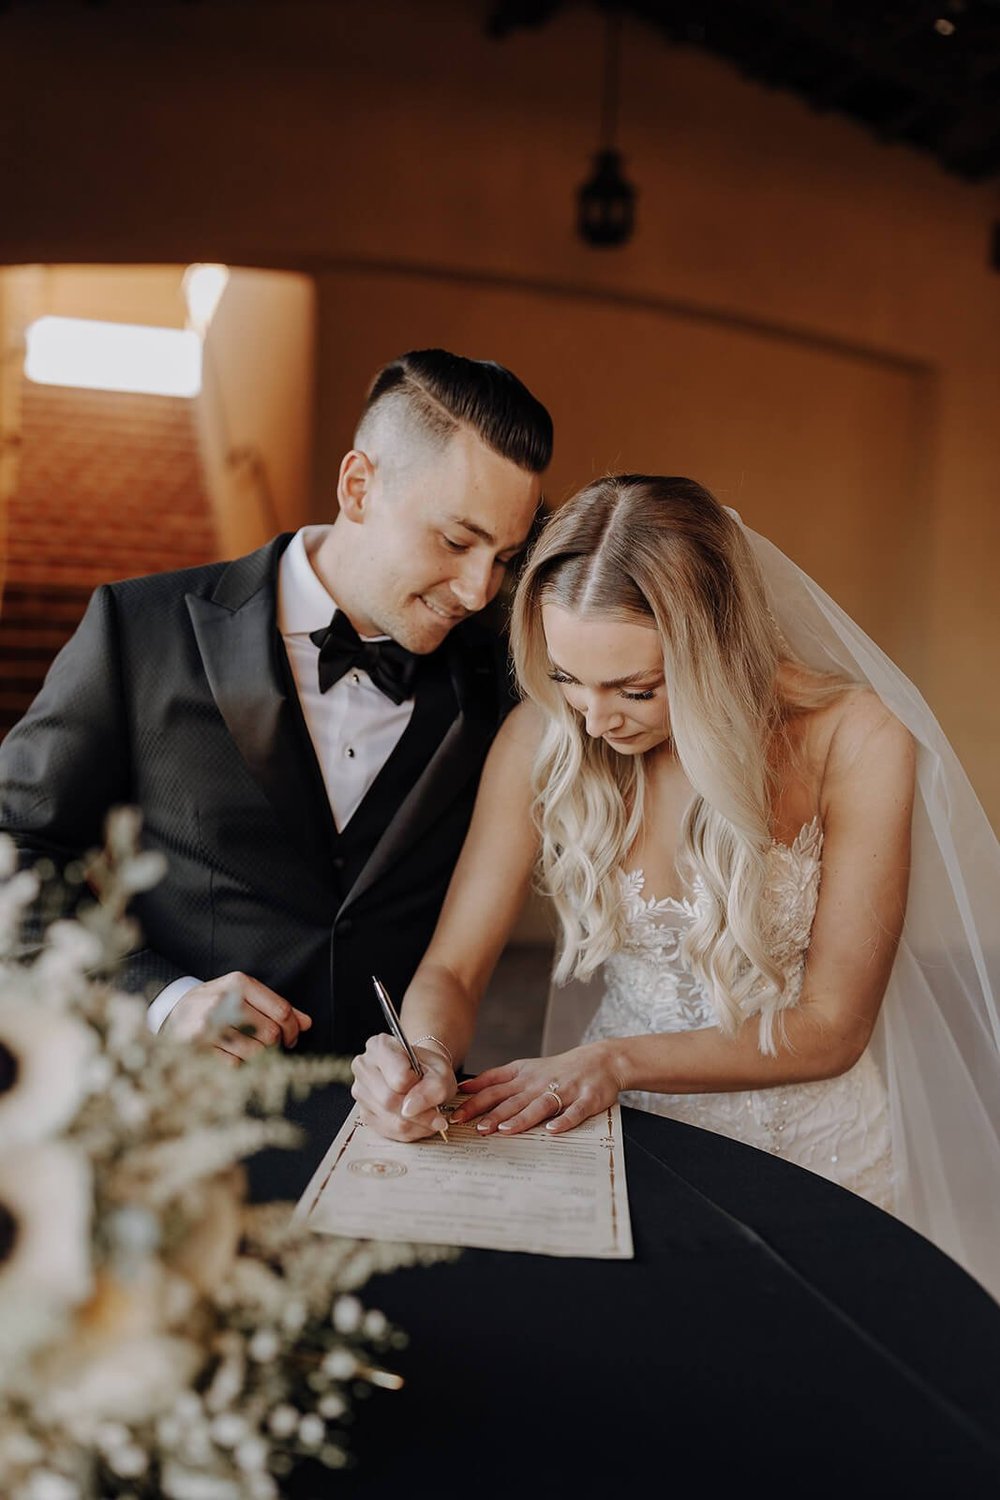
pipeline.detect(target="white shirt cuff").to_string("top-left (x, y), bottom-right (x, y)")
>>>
top-left (146, 975), bottom-right (202, 1033)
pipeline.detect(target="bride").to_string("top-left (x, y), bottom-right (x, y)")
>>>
top-left (351, 473), bottom-right (1000, 1300)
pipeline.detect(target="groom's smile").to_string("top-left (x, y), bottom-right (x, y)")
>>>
top-left (321, 425), bottom-right (540, 654)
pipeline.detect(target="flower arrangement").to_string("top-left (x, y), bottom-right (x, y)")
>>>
top-left (0, 811), bottom-right (449, 1500)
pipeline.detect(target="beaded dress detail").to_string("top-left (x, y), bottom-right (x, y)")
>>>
top-left (582, 817), bottom-right (895, 1208)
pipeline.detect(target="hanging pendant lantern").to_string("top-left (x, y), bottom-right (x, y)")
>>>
top-left (576, 9), bottom-right (637, 248)
top-left (578, 148), bottom-right (636, 247)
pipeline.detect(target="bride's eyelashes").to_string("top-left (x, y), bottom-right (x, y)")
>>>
top-left (547, 669), bottom-right (658, 703)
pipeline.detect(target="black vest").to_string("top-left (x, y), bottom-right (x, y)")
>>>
top-left (330, 650), bottom-right (458, 894)
top-left (278, 639), bottom-right (459, 901)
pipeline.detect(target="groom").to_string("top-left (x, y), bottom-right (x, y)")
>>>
top-left (0, 348), bottom-right (550, 1060)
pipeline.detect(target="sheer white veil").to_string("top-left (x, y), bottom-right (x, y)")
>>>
top-left (542, 509), bottom-right (1000, 1303)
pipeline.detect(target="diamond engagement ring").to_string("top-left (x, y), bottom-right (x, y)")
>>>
top-left (544, 1082), bottom-right (564, 1115)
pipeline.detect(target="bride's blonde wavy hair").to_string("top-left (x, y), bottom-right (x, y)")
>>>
top-left (510, 474), bottom-right (849, 1051)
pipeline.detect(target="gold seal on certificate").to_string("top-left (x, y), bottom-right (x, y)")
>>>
top-left (294, 1102), bottom-right (633, 1260)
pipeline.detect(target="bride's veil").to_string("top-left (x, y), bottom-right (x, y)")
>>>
top-left (542, 510), bottom-right (1000, 1303)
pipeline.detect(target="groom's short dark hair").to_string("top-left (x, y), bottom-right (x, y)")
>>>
top-left (358, 348), bottom-right (552, 474)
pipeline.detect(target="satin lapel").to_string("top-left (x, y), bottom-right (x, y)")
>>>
top-left (338, 629), bottom-right (501, 915)
top-left (186, 546), bottom-right (336, 884)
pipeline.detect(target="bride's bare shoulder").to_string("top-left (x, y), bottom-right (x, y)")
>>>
top-left (829, 685), bottom-right (911, 753)
top-left (817, 687), bottom-right (915, 799)
top-left (780, 671), bottom-right (913, 787)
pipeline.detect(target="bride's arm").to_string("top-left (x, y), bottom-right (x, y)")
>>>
top-left (456, 691), bottom-right (916, 1135)
top-left (350, 700), bottom-right (544, 1138)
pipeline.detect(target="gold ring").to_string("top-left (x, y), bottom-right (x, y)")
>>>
top-left (544, 1082), bottom-right (564, 1115)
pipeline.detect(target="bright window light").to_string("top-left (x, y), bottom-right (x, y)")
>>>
top-left (183, 263), bottom-right (229, 335)
top-left (24, 316), bottom-right (203, 397)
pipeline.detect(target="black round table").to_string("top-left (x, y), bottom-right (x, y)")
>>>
top-left (247, 1085), bottom-right (1000, 1498)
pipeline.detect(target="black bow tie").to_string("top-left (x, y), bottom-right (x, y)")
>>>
top-left (309, 611), bottom-right (419, 705)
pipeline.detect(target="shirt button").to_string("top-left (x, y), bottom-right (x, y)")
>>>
top-left (345, 746), bottom-right (355, 759)
top-left (350, 671), bottom-right (361, 684)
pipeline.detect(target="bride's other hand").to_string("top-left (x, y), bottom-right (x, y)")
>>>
top-left (351, 1033), bottom-right (454, 1142)
top-left (451, 1043), bottom-right (624, 1135)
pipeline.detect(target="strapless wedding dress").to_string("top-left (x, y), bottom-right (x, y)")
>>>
top-left (582, 818), bottom-right (895, 1208)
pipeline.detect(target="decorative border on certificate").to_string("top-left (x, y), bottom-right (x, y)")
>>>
top-left (294, 1102), bottom-right (633, 1259)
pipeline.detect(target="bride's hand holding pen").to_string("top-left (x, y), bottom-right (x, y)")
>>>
top-left (351, 978), bottom-right (456, 1142)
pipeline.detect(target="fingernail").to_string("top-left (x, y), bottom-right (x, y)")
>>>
top-left (497, 1122), bottom-right (511, 1131)
top-left (400, 1099), bottom-right (416, 1119)
top-left (431, 1116), bottom-right (448, 1132)
top-left (476, 1122), bottom-right (492, 1133)
top-left (545, 1121), bottom-right (559, 1131)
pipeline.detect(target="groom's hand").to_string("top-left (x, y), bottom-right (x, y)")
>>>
top-left (163, 972), bottom-right (313, 1063)
top-left (351, 1033), bottom-right (454, 1141)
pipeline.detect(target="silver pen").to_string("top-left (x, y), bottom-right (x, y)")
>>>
top-left (371, 975), bottom-right (448, 1142)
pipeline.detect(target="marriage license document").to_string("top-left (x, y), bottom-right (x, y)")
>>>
top-left (295, 1103), bottom-right (633, 1259)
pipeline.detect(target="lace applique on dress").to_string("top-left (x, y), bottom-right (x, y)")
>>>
top-left (617, 868), bottom-right (693, 951)
top-left (582, 816), bottom-right (895, 1209)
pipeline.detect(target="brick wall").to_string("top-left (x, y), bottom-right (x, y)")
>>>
top-left (1, 379), bottom-right (220, 734)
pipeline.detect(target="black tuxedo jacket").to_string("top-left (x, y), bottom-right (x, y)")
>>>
top-left (0, 535), bottom-right (514, 1055)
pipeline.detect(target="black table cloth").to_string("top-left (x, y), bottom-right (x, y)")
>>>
top-left (247, 1085), bottom-right (1000, 1497)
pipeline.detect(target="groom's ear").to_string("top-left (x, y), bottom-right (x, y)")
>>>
top-left (336, 449), bottom-right (375, 522)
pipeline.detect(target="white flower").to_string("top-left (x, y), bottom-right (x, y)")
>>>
top-left (36, 1333), bottom-right (204, 1426)
top-left (246, 1476), bottom-right (278, 1500)
top-left (0, 1428), bottom-right (44, 1468)
top-left (108, 1444), bottom-right (148, 1478)
top-left (209, 1413), bottom-right (247, 1448)
top-left (105, 1204), bottom-right (161, 1271)
top-left (0, 1143), bottom-right (93, 1358)
top-left (0, 865), bottom-right (39, 954)
top-left (114, 848), bottom-right (168, 895)
top-left (247, 1328), bottom-right (280, 1362)
top-left (321, 1348), bottom-right (356, 1380)
top-left (0, 1001), bottom-right (96, 1144)
top-left (94, 1421), bottom-right (131, 1453)
top-left (160, 1464), bottom-right (242, 1500)
top-left (279, 1298), bottom-right (307, 1335)
top-left (234, 1436), bottom-right (268, 1472)
top-left (332, 1294), bottom-right (362, 1333)
top-left (363, 1308), bottom-right (388, 1338)
top-left (266, 1405), bottom-right (298, 1439)
top-left (36, 918), bottom-right (104, 980)
top-left (297, 1414), bottom-right (324, 1448)
top-left (20, 1471), bottom-right (80, 1500)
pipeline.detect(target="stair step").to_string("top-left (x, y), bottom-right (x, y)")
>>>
top-left (0, 649), bottom-right (70, 672)
top-left (2, 584), bottom-right (94, 613)
top-left (0, 672), bottom-right (45, 693)
top-left (7, 519), bottom-right (215, 543)
top-left (5, 543), bottom-right (217, 561)
top-left (0, 627), bottom-right (78, 652)
top-left (5, 548), bottom-right (215, 572)
top-left (0, 689), bottom-right (37, 715)
top-left (5, 562), bottom-right (208, 588)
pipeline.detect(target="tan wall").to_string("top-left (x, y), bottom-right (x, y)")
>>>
top-left (0, 0), bottom-right (997, 824)
top-left (29, 265), bottom-right (188, 330)
top-left (196, 267), bottom-right (315, 557)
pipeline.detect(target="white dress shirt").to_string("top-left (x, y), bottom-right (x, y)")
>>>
top-left (147, 525), bottom-right (415, 1031)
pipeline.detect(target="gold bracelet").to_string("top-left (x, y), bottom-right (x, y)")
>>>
top-left (412, 1034), bottom-right (454, 1068)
